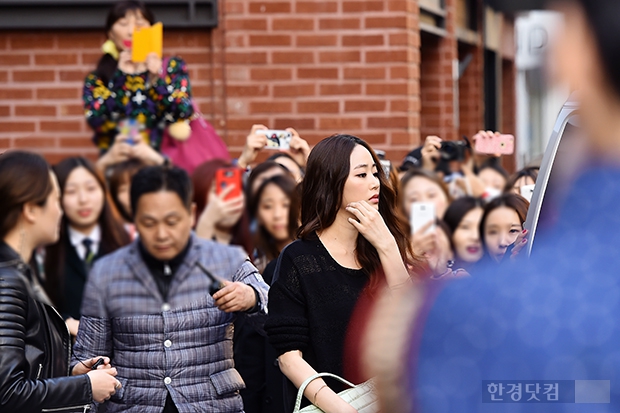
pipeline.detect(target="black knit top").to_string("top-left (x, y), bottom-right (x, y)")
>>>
top-left (265, 233), bottom-right (369, 383)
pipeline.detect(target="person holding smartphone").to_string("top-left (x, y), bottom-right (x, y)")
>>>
top-left (237, 124), bottom-right (311, 172)
top-left (411, 1), bottom-right (620, 411)
top-left (413, 131), bottom-right (513, 201)
top-left (265, 135), bottom-right (426, 412)
top-left (0, 151), bottom-right (120, 412)
top-left (192, 159), bottom-right (253, 256)
top-left (71, 164), bottom-right (269, 413)
top-left (479, 193), bottom-right (529, 263)
top-left (399, 169), bottom-right (453, 274)
top-left (84, 1), bottom-right (193, 172)
top-left (504, 166), bottom-right (538, 198)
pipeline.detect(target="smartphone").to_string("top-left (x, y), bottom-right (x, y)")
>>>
top-left (196, 262), bottom-right (227, 296)
top-left (119, 118), bottom-right (140, 145)
top-left (474, 134), bottom-right (515, 155)
top-left (520, 184), bottom-right (535, 203)
top-left (410, 202), bottom-right (435, 235)
top-left (215, 168), bottom-right (242, 201)
top-left (379, 160), bottom-right (391, 178)
top-left (259, 130), bottom-right (293, 150)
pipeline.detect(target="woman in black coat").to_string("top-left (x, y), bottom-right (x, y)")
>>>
top-left (0, 151), bottom-right (120, 412)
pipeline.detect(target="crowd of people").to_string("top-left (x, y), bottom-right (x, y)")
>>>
top-left (0, 1), bottom-right (567, 413)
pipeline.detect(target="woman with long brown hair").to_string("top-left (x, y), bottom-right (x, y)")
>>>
top-left (0, 151), bottom-right (120, 411)
top-left (44, 157), bottom-right (130, 337)
top-left (265, 134), bottom-right (424, 413)
top-left (249, 174), bottom-right (300, 274)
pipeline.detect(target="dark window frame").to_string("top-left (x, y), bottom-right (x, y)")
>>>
top-left (0, 1), bottom-right (218, 30)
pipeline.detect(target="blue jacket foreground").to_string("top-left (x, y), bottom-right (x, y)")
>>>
top-left (72, 234), bottom-right (269, 413)
top-left (414, 167), bottom-right (620, 413)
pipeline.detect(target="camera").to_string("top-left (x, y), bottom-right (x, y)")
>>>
top-left (439, 138), bottom-right (470, 162)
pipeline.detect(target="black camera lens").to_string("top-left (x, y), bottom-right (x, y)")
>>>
top-left (440, 141), bottom-right (467, 162)
top-left (440, 142), bottom-right (456, 161)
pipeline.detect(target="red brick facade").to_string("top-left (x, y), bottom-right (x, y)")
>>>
top-left (0, 0), bottom-right (515, 166)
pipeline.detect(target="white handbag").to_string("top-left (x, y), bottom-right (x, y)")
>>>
top-left (293, 372), bottom-right (380, 413)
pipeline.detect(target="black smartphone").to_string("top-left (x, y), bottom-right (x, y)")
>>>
top-left (91, 358), bottom-right (105, 370)
top-left (196, 262), bottom-right (226, 296)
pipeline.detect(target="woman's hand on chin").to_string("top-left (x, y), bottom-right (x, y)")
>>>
top-left (345, 200), bottom-right (394, 252)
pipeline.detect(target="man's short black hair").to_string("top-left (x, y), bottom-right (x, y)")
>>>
top-left (130, 165), bottom-right (193, 218)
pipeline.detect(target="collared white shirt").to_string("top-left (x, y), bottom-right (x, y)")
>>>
top-left (68, 225), bottom-right (101, 261)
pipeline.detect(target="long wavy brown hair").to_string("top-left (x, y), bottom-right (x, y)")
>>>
top-left (298, 135), bottom-right (426, 285)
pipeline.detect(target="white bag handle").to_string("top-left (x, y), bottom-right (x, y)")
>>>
top-left (293, 373), bottom-right (357, 412)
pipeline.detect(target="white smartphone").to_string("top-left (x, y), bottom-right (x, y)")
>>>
top-left (520, 184), bottom-right (535, 203)
top-left (258, 130), bottom-right (293, 150)
top-left (410, 202), bottom-right (435, 234)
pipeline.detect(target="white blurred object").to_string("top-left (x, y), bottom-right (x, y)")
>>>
top-left (411, 202), bottom-right (435, 235)
top-left (516, 11), bottom-right (570, 169)
top-left (520, 183), bottom-right (535, 202)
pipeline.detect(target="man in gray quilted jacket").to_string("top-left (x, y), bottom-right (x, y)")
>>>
top-left (72, 165), bottom-right (269, 413)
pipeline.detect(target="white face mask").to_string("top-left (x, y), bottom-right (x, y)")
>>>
top-left (482, 187), bottom-right (502, 202)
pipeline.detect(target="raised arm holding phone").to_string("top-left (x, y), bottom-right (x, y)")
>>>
top-left (237, 124), bottom-right (311, 170)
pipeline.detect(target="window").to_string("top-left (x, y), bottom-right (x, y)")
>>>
top-left (0, 1), bottom-right (218, 29)
top-left (419, 0), bottom-right (447, 36)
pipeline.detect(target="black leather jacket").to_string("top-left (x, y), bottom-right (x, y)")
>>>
top-left (0, 242), bottom-right (92, 412)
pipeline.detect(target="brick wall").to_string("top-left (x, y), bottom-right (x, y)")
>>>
top-left (457, 42), bottom-right (483, 139)
top-left (0, 0), bottom-right (514, 166)
top-left (218, 0), bottom-right (422, 162)
top-left (0, 30), bottom-right (215, 164)
top-left (501, 57), bottom-right (516, 172)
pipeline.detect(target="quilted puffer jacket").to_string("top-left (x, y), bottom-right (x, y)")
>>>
top-left (72, 234), bottom-right (269, 413)
top-left (0, 242), bottom-right (92, 412)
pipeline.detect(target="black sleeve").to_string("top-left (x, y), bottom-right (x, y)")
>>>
top-left (262, 258), bottom-right (278, 286)
top-left (264, 248), bottom-right (310, 357)
top-left (0, 271), bottom-right (92, 411)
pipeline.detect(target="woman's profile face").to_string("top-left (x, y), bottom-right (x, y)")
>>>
top-left (483, 206), bottom-right (522, 262)
top-left (108, 9), bottom-right (151, 51)
top-left (342, 145), bottom-right (380, 211)
top-left (62, 166), bottom-right (105, 232)
top-left (452, 207), bottom-right (484, 264)
top-left (403, 176), bottom-right (449, 219)
top-left (257, 183), bottom-right (291, 242)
